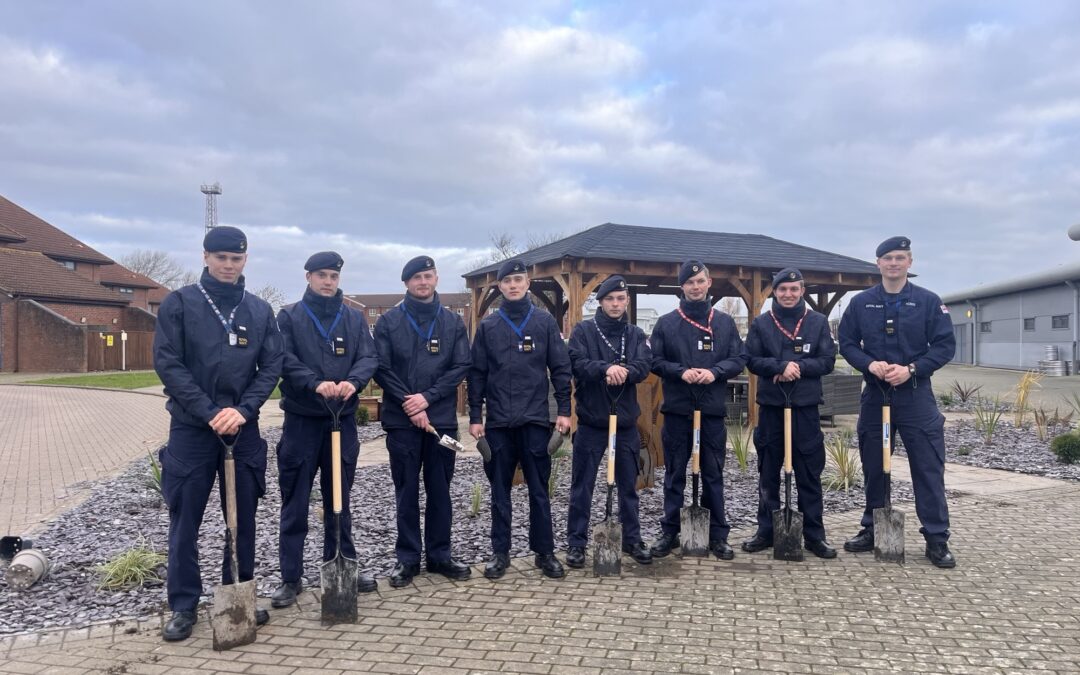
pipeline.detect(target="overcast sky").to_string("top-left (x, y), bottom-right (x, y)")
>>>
top-left (2, 1), bottom-right (1078, 305)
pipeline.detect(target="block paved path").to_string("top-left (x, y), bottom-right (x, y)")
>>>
top-left (0, 385), bottom-right (169, 537)
top-left (2, 479), bottom-right (1079, 674)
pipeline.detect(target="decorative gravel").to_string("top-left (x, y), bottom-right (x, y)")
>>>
top-left (0, 424), bottom-right (912, 636)
top-left (923, 420), bottom-right (1080, 481)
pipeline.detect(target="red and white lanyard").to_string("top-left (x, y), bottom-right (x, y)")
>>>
top-left (677, 307), bottom-right (713, 335)
top-left (769, 306), bottom-right (808, 341)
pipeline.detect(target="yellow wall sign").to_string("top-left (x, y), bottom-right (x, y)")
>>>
top-left (106, 335), bottom-right (114, 347)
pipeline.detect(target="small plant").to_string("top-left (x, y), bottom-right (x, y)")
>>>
top-left (938, 391), bottom-right (955, 407)
top-left (469, 483), bottom-right (483, 518)
top-left (1012, 370), bottom-right (1043, 428)
top-left (1034, 407), bottom-right (1050, 442)
top-left (957, 445), bottom-right (973, 457)
top-left (949, 380), bottom-right (983, 404)
top-left (146, 449), bottom-right (163, 496)
top-left (727, 424), bottom-right (753, 472)
top-left (355, 405), bottom-right (370, 426)
top-left (972, 396), bottom-right (1004, 446)
top-left (824, 429), bottom-right (861, 492)
top-left (1050, 432), bottom-right (1080, 464)
top-left (1051, 407), bottom-right (1074, 427)
top-left (97, 542), bottom-right (166, 590)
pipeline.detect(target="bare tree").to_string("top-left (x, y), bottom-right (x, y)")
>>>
top-left (251, 283), bottom-right (287, 313)
top-left (120, 249), bottom-right (192, 290)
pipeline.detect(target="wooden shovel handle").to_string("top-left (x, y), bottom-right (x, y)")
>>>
top-left (331, 429), bottom-right (342, 514)
top-left (882, 405), bottom-right (892, 475)
top-left (224, 457), bottom-right (238, 533)
top-left (607, 414), bottom-right (617, 485)
top-left (691, 410), bottom-right (701, 474)
top-left (783, 407), bottom-right (793, 473)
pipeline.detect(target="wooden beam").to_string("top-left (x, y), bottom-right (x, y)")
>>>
top-left (729, 277), bottom-right (752, 308)
top-left (821, 290), bottom-right (847, 318)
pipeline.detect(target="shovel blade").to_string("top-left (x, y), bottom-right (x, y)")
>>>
top-left (321, 554), bottom-right (359, 625)
top-left (680, 506), bottom-right (709, 557)
top-left (873, 506), bottom-right (906, 564)
top-left (211, 580), bottom-right (257, 651)
top-left (771, 509), bottom-right (804, 562)
top-left (592, 521), bottom-right (622, 576)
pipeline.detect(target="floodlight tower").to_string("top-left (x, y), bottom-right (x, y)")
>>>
top-left (200, 182), bottom-right (222, 234)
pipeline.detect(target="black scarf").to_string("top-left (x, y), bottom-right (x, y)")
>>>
top-left (302, 287), bottom-right (344, 325)
top-left (679, 297), bottom-right (712, 323)
top-left (403, 291), bottom-right (441, 325)
top-left (199, 267), bottom-right (245, 313)
top-left (594, 307), bottom-right (627, 340)
top-left (499, 293), bottom-right (533, 321)
top-left (772, 299), bottom-right (806, 331)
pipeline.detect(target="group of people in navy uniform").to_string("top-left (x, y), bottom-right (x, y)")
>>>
top-left (153, 227), bottom-right (956, 642)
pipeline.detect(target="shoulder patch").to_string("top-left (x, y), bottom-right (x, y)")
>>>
top-left (940, 304), bottom-right (949, 314)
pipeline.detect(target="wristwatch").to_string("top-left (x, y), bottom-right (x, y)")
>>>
top-left (907, 364), bottom-right (916, 377)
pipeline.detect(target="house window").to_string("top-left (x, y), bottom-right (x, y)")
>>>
top-left (58, 260), bottom-right (75, 270)
top-left (368, 308), bottom-right (376, 317)
top-left (1024, 318), bottom-right (1035, 331)
top-left (456, 308), bottom-right (465, 316)
top-left (118, 287), bottom-right (134, 295)
top-left (979, 322), bottom-right (992, 333)
top-left (1052, 315), bottom-right (1070, 330)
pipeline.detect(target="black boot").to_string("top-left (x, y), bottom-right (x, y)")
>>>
top-left (925, 542), bottom-right (956, 569)
top-left (565, 546), bottom-right (586, 568)
top-left (256, 608), bottom-right (269, 626)
top-left (427, 558), bottom-right (472, 581)
top-left (805, 539), bottom-right (838, 559)
top-left (162, 611), bottom-right (197, 642)
top-left (650, 532), bottom-right (680, 558)
top-left (843, 528), bottom-right (874, 553)
top-left (709, 540), bottom-right (735, 560)
top-left (389, 561), bottom-right (421, 588)
top-left (622, 542), bottom-right (653, 565)
top-left (534, 553), bottom-right (565, 579)
top-left (741, 534), bottom-right (772, 553)
top-left (358, 572), bottom-right (378, 593)
top-left (484, 553), bottom-right (510, 580)
top-left (271, 581), bottom-right (302, 608)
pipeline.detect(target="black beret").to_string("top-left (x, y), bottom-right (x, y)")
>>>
top-left (202, 226), bottom-right (247, 253)
top-left (401, 255), bottom-right (436, 281)
top-left (875, 236), bottom-right (911, 258)
top-left (678, 259), bottom-right (707, 284)
top-left (772, 267), bottom-right (803, 289)
top-left (304, 251), bottom-right (344, 272)
top-left (497, 258), bottom-right (527, 281)
top-left (595, 275), bottom-right (628, 300)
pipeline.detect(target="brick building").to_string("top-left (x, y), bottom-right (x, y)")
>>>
top-left (345, 292), bottom-right (472, 332)
top-left (0, 195), bottom-right (165, 372)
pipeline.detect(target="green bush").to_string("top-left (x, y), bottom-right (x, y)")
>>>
top-left (727, 424), bottom-right (752, 473)
top-left (97, 543), bottom-right (166, 590)
top-left (355, 405), bottom-right (370, 426)
top-left (1050, 432), bottom-right (1080, 464)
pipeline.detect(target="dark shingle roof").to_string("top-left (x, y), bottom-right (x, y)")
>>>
top-left (464, 223), bottom-right (879, 277)
top-left (0, 248), bottom-right (130, 304)
top-left (0, 195), bottom-right (114, 264)
top-left (97, 263), bottom-right (162, 289)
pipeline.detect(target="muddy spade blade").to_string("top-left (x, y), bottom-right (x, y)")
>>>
top-left (212, 447), bottom-right (257, 651)
top-left (593, 415), bottom-right (622, 576)
top-left (681, 410), bottom-right (709, 557)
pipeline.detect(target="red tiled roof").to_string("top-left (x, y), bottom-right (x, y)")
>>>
top-left (0, 194), bottom-right (114, 264)
top-left (0, 248), bottom-right (129, 304)
top-left (97, 263), bottom-right (162, 289)
top-left (0, 220), bottom-right (25, 243)
top-left (346, 292), bottom-right (470, 308)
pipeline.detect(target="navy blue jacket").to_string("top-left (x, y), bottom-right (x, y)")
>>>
top-left (468, 295), bottom-right (572, 428)
top-left (745, 301), bottom-right (836, 407)
top-left (568, 310), bottom-right (652, 429)
top-left (838, 281), bottom-right (955, 397)
top-left (649, 300), bottom-right (749, 417)
top-left (153, 271), bottom-right (283, 428)
top-left (277, 288), bottom-right (378, 418)
top-left (374, 293), bottom-right (471, 430)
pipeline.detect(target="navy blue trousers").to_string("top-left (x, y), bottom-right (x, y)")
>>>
top-left (386, 426), bottom-right (457, 565)
top-left (752, 405), bottom-right (827, 542)
top-left (660, 413), bottom-right (730, 542)
top-left (276, 412), bottom-right (359, 583)
top-left (483, 423), bottom-right (554, 556)
top-left (160, 419), bottom-right (267, 613)
top-left (856, 385), bottom-right (950, 543)
top-left (566, 423), bottom-right (642, 548)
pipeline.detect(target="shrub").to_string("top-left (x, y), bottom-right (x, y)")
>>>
top-left (146, 449), bottom-right (163, 496)
top-left (957, 445), bottom-right (972, 457)
top-left (938, 391), bottom-right (955, 407)
top-left (97, 543), bottom-right (166, 590)
top-left (355, 405), bottom-right (370, 426)
top-left (1050, 432), bottom-right (1080, 464)
top-left (824, 429), bottom-right (861, 492)
top-left (972, 396), bottom-right (1004, 446)
top-left (727, 424), bottom-right (753, 473)
top-left (950, 380), bottom-right (983, 403)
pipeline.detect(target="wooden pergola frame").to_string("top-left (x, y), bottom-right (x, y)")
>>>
top-left (465, 256), bottom-right (878, 425)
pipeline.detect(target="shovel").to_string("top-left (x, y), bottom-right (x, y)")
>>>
top-left (680, 389), bottom-right (709, 557)
top-left (211, 434), bottom-right (257, 651)
top-left (772, 382), bottom-right (804, 562)
top-left (873, 384), bottom-right (905, 564)
top-left (426, 425), bottom-right (465, 452)
top-left (475, 437), bottom-right (493, 463)
top-left (321, 398), bottom-right (359, 625)
top-left (593, 386), bottom-right (624, 576)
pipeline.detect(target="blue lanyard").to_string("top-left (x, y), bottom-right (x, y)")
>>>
top-left (498, 305), bottom-right (535, 340)
top-left (197, 283), bottom-right (244, 335)
top-left (402, 305), bottom-right (439, 343)
top-left (300, 302), bottom-right (344, 350)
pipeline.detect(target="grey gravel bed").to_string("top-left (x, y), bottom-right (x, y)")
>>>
top-left (915, 419), bottom-right (1080, 481)
top-left (0, 424), bottom-right (906, 636)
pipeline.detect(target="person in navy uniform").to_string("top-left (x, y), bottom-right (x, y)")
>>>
top-left (468, 259), bottom-right (573, 580)
top-left (838, 236), bottom-right (957, 568)
top-left (374, 256), bottom-right (472, 587)
top-left (270, 251), bottom-right (379, 608)
top-left (565, 275), bottom-right (653, 568)
top-left (741, 268), bottom-right (838, 558)
top-left (153, 226), bottom-right (283, 641)
top-left (649, 260), bottom-right (749, 560)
